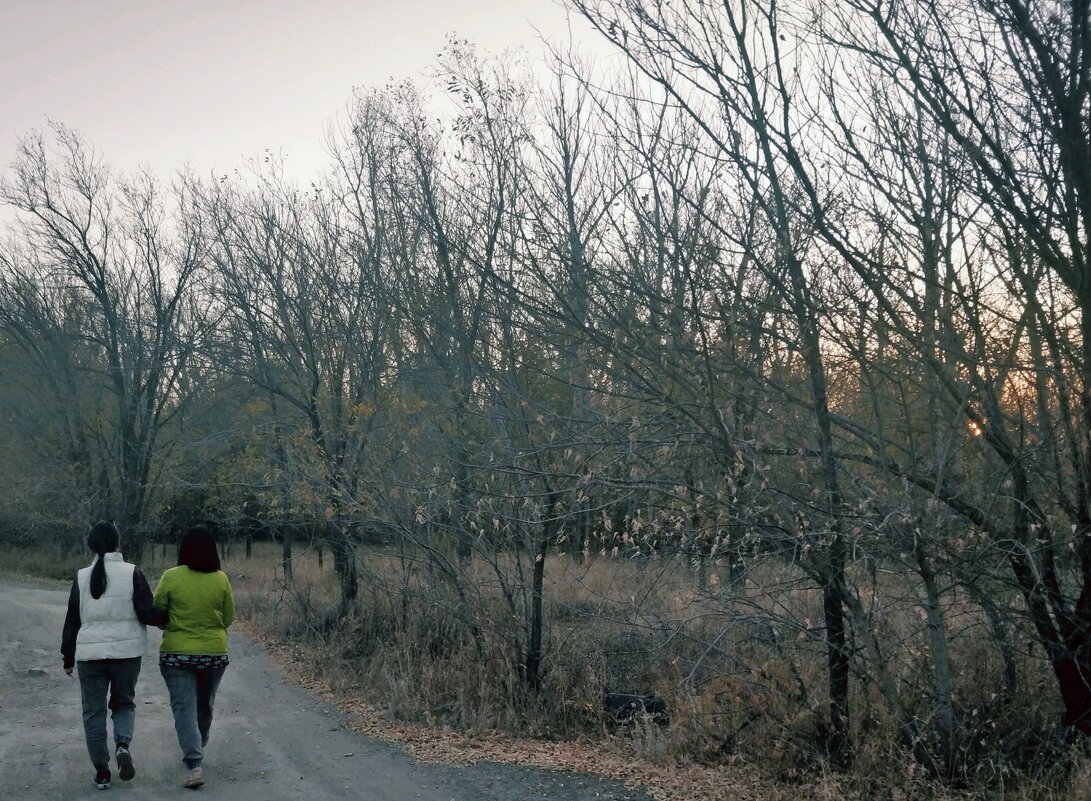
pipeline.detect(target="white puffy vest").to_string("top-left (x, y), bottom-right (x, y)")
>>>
top-left (75, 552), bottom-right (148, 661)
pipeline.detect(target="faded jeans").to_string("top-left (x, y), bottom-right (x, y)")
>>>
top-left (161, 664), bottom-right (226, 769)
top-left (77, 658), bottom-right (142, 770)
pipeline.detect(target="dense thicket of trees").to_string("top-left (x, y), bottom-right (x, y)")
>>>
top-left (1, 0), bottom-right (1088, 788)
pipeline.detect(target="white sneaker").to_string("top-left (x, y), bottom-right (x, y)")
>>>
top-left (183, 766), bottom-right (205, 789)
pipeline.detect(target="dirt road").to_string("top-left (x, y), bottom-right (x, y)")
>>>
top-left (0, 578), bottom-right (653, 801)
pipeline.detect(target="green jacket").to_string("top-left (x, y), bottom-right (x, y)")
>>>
top-left (153, 566), bottom-right (234, 655)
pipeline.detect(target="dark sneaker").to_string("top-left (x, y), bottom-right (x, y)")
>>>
top-left (183, 766), bottom-right (204, 789)
top-left (116, 745), bottom-right (135, 781)
top-left (93, 768), bottom-right (111, 789)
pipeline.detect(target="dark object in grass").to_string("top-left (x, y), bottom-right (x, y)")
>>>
top-left (603, 691), bottom-right (670, 727)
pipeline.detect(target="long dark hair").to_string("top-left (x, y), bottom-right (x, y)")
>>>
top-left (87, 520), bottom-right (120, 599)
top-left (177, 525), bottom-right (221, 573)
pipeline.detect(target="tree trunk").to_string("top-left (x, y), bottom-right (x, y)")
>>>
top-left (524, 489), bottom-right (563, 693)
top-left (821, 548), bottom-right (850, 767)
top-left (916, 540), bottom-right (955, 773)
top-left (1056, 652), bottom-right (1091, 735)
top-left (523, 533), bottom-right (549, 693)
top-left (280, 527), bottom-right (293, 584)
top-left (332, 532), bottom-right (358, 619)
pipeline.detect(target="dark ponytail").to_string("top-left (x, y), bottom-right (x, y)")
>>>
top-left (87, 521), bottom-right (120, 599)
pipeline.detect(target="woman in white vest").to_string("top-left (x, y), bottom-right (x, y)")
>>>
top-left (60, 521), bottom-right (167, 790)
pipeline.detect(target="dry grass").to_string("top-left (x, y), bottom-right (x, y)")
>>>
top-left (224, 542), bottom-right (1091, 799)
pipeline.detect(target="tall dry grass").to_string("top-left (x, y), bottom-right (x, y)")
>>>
top-left (224, 541), bottom-right (1088, 797)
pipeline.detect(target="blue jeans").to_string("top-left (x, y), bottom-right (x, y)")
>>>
top-left (77, 658), bottom-right (142, 770)
top-left (161, 664), bottom-right (226, 768)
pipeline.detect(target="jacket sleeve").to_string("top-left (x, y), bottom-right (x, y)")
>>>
top-left (60, 578), bottom-right (81, 669)
top-left (222, 574), bottom-right (235, 628)
top-left (132, 568), bottom-right (169, 627)
top-left (153, 570), bottom-right (170, 612)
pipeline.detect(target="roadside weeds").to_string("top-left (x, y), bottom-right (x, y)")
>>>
top-left (237, 618), bottom-right (832, 801)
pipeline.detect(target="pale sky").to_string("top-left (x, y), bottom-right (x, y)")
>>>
top-left (1, 0), bottom-right (600, 181)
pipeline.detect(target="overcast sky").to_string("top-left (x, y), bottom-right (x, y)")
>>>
top-left (1, 0), bottom-right (599, 181)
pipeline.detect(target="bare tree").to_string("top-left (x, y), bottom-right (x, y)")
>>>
top-left (0, 124), bottom-right (209, 555)
top-left (204, 147), bottom-right (392, 618)
top-left (807, 0), bottom-right (1091, 739)
top-left (564, 0), bottom-right (861, 764)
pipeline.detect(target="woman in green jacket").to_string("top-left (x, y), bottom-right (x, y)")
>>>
top-left (154, 525), bottom-right (234, 789)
